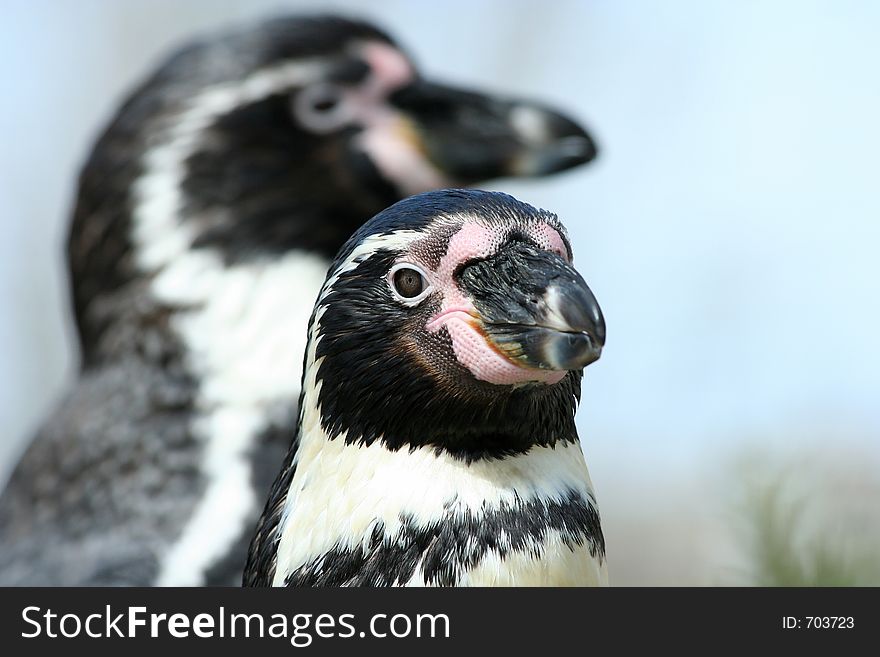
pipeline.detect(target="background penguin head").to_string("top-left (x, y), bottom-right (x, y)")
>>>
top-left (307, 188), bottom-right (605, 461)
top-left (167, 14), bottom-right (598, 259)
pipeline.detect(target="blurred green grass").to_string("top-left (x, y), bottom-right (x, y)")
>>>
top-left (729, 449), bottom-right (880, 586)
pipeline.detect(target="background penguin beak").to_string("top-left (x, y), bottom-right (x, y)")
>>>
top-left (458, 241), bottom-right (605, 372)
top-left (389, 80), bottom-right (597, 182)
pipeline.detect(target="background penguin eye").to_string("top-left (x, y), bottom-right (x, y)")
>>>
top-left (392, 267), bottom-right (426, 298)
top-left (292, 83), bottom-right (349, 133)
top-left (310, 92), bottom-right (340, 113)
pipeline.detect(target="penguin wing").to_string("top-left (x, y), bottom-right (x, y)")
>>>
top-left (0, 356), bottom-right (202, 586)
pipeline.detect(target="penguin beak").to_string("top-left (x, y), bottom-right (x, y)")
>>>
top-left (457, 241), bottom-right (605, 372)
top-left (389, 80), bottom-right (597, 182)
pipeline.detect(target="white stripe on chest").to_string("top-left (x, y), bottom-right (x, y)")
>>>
top-left (152, 250), bottom-right (327, 586)
top-left (274, 433), bottom-right (604, 586)
top-left (273, 425), bottom-right (603, 586)
top-left (128, 60), bottom-right (334, 586)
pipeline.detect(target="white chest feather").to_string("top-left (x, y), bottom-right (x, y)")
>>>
top-left (274, 433), bottom-right (606, 587)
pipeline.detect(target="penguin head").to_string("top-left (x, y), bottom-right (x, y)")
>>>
top-left (307, 189), bottom-right (605, 460)
top-left (143, 14), bottom-right (598, 259)
top-left (249, 15), bottom-right (597, 191)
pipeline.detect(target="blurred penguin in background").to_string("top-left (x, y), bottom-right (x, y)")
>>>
top-left (0, 14), bottom-right (597, 586)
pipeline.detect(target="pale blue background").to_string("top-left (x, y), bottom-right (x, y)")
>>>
top-left (2, 1), bottom-right (878, 582)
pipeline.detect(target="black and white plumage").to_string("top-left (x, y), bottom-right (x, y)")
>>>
top-left (245, 189), bottom-right (607, 587)
top-left (0, 16), bottom-right (597, 586)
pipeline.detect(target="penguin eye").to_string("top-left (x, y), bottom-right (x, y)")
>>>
top-left (388, 264), bottom-right (432, 305)
top-left (310, 91), bottom-right (340, 113)
top-left (393, 268), bottom-right (424, 297)
top-left (293, 83), bottom-right (350, 133)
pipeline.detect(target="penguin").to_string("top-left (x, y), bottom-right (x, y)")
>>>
top-left (245, 189), bottom-right (607, 587)
top-left (0, 15), bottom-right (597, 586)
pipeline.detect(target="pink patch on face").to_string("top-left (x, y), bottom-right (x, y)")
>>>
top-left (537, 222), bottom-right (570, 261)
top-left (351, 41), bottom-right (451, 196)
top-left (425, 221), bottom-right (566, 386)
top-left (358, 41), bottom-right (414, 94)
